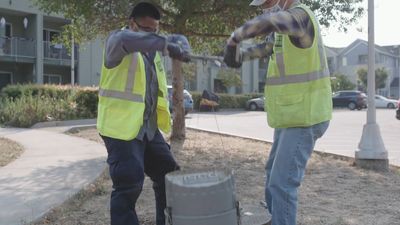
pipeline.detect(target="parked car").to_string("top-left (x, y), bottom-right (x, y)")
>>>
top-left (374, 95), bottom-right (398, 109)
top-left (332, 90), bottom-right (367, 110)
top-left (246, 96), bottom-right (265, 111)
top-left (167, 85), bottom-right (193, 115)
top-left (396, 99), bottom-right (400, 120)
top-left (397, 108), bottom-right (400, 120)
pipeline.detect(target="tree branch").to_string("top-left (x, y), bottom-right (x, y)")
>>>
top-left (185, 30), bottom-right (230, 38)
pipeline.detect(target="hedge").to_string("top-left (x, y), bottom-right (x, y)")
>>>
top-left (191, 92), bottom-right (262, 109)
top-left (0, 84), bottom-right (263, 127)
top-left (0, 84), bottom-right (98, 127)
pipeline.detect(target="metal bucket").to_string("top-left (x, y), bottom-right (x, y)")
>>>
top-left (165, 169), bottom-right (239, 225)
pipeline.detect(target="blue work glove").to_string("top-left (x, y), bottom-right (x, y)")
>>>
top-left (223, 45), bottom-right (242, 68)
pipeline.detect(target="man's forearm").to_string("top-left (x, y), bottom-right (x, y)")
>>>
top-left (104, 29), bottom-right (167, 68)
top-left (242, 42), bottom-right (274, 61)
top-left (233, 8), bottom-right (309, 43)
top-left (120, 31), bottom-right (167, 53)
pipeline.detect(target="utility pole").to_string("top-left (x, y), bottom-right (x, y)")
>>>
top-left (71, 35), bottom-right (75, 86)
top-left (355, 0), bottom-right (389, 171)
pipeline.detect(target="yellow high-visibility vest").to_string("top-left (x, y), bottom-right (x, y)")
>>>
top-left (265, 4), bottom-right (332, 128)
top-left (97, 52), bottom-right (171, 140)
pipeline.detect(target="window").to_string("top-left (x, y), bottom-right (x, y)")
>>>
top-left (342, 57), bottom-right (347, 66)
top-left (327, 57), bottom-right (334, 73)
top-left (43, 30), bottom-right (63, 59)
top-left (358, 54), bottom-right (368, 64)
top-left (258, 82), bottom-right (265, 93)
top-left (43, 30), bottom-right (60, 42)
top-left (0, 24), bottom-right (12, 54)
top-left (340, 92), bottom-right (357, 97)
top-left (0, 23), bottom-right (12, 37)
top-left (44, 74), bottom-right (62, 84)
top-left (0, 72), bottom-right (12, 91)
top-left (380, 55), bottom-right (387, 64)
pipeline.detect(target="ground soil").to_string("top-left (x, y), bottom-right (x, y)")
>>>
top-left (0, 137), bottom-right (24, 167)
top-left (34, 128), bottom-right (400, 225)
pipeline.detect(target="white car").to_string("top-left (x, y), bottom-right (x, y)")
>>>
top-left (374, 95), bottom-right (398, 109)
top-left (246, 97), bottom-right (265, 111)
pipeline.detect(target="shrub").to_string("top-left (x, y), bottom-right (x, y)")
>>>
top-left (191, 92), bottom-right (202, 110)
top-left (1, 84), bottom-right (72, 100)
top-left (74, 88), bottom-right (99, 118)
top-left (191, 91), bottom-right (263, 109)
top-left (0, 83), bottom-right (263, 127)
top-left (0, 95), bottom-right (77, 127)
top-left (0, 84), bottom-right (98, 127)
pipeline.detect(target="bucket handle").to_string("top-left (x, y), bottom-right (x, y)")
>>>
top-left (236, 201), bottom-right (242, 225)
top-left (165, 207), bottom-right (173, 225)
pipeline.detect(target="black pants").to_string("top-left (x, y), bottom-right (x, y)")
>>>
top-left (101, 130), bottom-right (179, 225)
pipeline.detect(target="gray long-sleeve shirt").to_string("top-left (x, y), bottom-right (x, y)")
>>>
top-left (103, 28), bottom-right (168, 141)
top-left (236, 2), bottom-right (315, 61)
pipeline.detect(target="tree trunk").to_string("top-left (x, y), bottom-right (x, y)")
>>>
top-left (171, 59), bottom-right (186, 140)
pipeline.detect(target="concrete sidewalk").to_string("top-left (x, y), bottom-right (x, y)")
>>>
top-left (0, 127), bottom-right (106, 225)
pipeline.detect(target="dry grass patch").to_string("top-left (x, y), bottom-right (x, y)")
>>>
top-left (33, 128), bottom-right (400, 225)
top-left (0, 137), bottom-right (24, 167)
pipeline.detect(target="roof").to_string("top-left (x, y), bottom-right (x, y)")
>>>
top-left (382, 45), bottom-right (400, 55)
top-left (325, 46), bottom-right (344, 54)
top-left (337, 39), bottom-right (399, 58)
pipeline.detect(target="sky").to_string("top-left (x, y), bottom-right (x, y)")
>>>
top-left (322, 0), bottom-right (400, 48)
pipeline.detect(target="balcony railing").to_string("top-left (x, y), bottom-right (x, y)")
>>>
top-left (43, 41), bottom-right (78, 61)
top-left (0, 36), bottom-right (36, 58)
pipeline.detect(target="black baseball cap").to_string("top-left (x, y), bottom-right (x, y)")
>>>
top-left (129, 2), bottom-right (161, 20)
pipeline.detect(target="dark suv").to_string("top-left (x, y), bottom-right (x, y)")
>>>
top-left (332, 91), bottom-right (367, 110)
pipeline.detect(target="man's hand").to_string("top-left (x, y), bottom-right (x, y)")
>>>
top-left (167, 43), bottom-right (190, 62)
top-left (227, 36), bottom-right (238, 47)
top-left (223, 45), bottom-right (242, 68)
top-left (227, 32), bottom-right (239, 46)
top-left (167, 34), bottom-right (191, 62)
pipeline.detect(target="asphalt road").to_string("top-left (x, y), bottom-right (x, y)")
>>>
top-left (186, 109), bottom-right (400, 166)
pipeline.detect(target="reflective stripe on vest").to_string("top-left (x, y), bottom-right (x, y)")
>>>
top-left (98, 89), bottom-right (143, 102)
top-left (267, 18), bottom-right (329, 86)
top-left (265, 68), bottom-right (330, 85)
top-left (98, 53), bottom-right (143, 102)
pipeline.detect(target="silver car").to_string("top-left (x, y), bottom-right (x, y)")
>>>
top-left (246, 96), bottom-right (265, 111)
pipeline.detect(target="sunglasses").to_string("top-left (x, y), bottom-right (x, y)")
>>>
top-left (134, 20), bottom-right (158, 33)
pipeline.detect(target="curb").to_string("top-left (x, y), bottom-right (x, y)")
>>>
top-left (66, 125), bottom-right (97, 134)
top-left (31, 119), bottom-right (97, 129)
top-left (187, 127), bottom-right (400, 171)
top-left (187, 127), bottom-right (356, 163)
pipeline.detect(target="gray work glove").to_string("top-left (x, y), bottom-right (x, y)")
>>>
top-left (167, 34), bottom-right (191, 62)
top-left (167, 43), bottom-right (191, 62)
top-left (223, 45), bottom-right (242, 68)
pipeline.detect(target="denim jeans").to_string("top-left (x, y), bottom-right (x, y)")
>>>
top-left (101, 130), bottom-right (180, 225)
top-left (265, 121), bottom-right (329, 225)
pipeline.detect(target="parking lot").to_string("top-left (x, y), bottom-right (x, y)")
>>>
top-left (186, 109), bottom-right (400, 166)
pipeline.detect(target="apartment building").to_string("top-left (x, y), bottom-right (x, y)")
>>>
top-left (0, 0), bottom-right (102, 90)
top-left (326, 39), bottom-right (400, 98)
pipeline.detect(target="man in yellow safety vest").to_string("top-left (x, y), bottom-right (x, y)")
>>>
top-left (97, 2), bottom-right (190, 225)
top-left (224, 0), bottom-right (332, 224)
